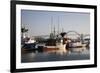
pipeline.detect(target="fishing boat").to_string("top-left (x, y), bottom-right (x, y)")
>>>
top-left (68, 42), bottom-right (83, 48)
top-left (22, 37), bottom-right (37, 50)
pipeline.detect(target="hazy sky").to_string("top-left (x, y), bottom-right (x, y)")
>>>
top-left (21, 10), bottom-right (90, 37)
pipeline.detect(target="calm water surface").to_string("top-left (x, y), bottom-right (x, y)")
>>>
top-left (21, 47), bottom-right (90, 63)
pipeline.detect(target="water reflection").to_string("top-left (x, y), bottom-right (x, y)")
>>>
top-left (21, 47), bottom-right (90, 63)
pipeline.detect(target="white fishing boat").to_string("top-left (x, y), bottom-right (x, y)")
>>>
top-left (69, 42), bottom-right (83, 48)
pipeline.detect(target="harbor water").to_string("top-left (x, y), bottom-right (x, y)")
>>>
top-left (21, 46), bottom-right (90, 63)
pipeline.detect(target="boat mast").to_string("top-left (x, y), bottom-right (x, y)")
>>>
top-left (53, 25), bottom-right (55, 37)
top-left (51, 16), bottom-right (53, 34)
top-left (58, 16), bottom-right (60, 35)
top-left (62, 28), bottom-right (64, 32)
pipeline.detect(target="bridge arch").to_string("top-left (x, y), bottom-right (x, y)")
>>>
top-left (66, 31), bottom-right (80, 36)
top-left (65, 31), bottom-right (81, 39)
